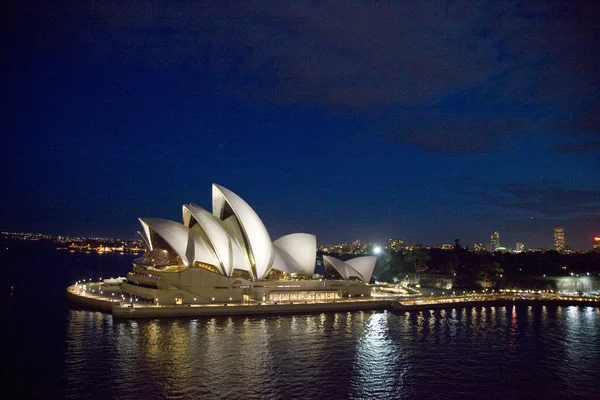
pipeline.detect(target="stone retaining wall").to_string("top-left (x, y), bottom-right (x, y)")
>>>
top-left (111, 300), bottom-right (393, 319)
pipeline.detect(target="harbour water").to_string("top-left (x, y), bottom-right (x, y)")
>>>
top-left (3, 243), bottom-right (600, 399)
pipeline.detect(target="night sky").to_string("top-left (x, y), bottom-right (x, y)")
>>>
top-left (4, 1), bottom-right (600, 249)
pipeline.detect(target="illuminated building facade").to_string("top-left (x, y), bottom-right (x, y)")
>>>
top-left (389, 238), bottom-right (406, 252)
top-left (317, 244), bottom-right (349, 254)
top-left (350, 240), bottom-right (367, 255)
top-left (121, 184), bottom-right (374, 305)
top-left (554, 227), bottom-right (565, 252)
top-left (594, 237), bottom-right (600, 252)
top-left (473, 242), bottom-right (485, 252)
top-left (515, 242), bottom-right (524, 253)
top-left (491, 232), bottom-right (500, 251)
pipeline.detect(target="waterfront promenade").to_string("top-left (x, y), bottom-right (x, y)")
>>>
top-left (66, 282), bottom-right (600, 319)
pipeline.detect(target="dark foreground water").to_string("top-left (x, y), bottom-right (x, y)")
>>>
top-left (2, 243), bottom-right (600, 399)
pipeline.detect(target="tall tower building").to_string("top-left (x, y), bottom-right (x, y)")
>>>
top-left (554, 227), bottom-right (565, 252)
top-left (490, 232), bottom-right (500, 250)
top-left (516, 242), bottom-right (524, 253)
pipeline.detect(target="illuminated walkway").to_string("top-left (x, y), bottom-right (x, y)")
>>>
top-left (67, 281), bottom-right (600, 319)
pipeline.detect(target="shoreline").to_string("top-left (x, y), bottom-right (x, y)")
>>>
top-left (391, 298), bottom-right (600, 312)
top-left (66, 284), bottom-right (600, 319)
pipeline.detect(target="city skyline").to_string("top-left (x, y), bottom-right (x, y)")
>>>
top-left (5, 2), bottom-right (599, 249)
top-left (4, 228), bottom-right (599, 252)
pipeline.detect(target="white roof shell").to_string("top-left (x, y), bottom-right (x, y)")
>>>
top-left (212, 184), bottom-right (274, 280)
top-left (273, 233), bottom-right (316, 277)
top-left (323, 255), bottom-right (359, 280)
top-left (189, 224), bottom-right (223, 273)
top-left (183, 204), bottom-right (248, 276)
top-left (345, 256), bottom-right (377, 283)
top-left (271, 247), bottom-right (291, 274)
top-left (137, 184), bottom-right (320, 281)
top-left (274, 247), bottom-right (304, 274)
top-left (139, 218), bottom-right (193, 266)
top-left (323, 255), bottom-right (376, 283)
top-left (138, 229), bottom-right (151, 250)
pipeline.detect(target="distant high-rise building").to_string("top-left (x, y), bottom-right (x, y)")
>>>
top-left (389, 238), bottom-right (405, 252)
top-left (350, 240), bottom-right (366, 255)
top-left (554, 227), bottom-right (565, 252)
top-left (515, 242), bottom-right (524, 253)
top-left (593, 237), bottom-right (600, 252)
top-left (491, 232), bottom-right (500, 250)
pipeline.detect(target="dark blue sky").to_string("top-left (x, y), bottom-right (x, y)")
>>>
top-left (4, 1), bottom-right (600, 249)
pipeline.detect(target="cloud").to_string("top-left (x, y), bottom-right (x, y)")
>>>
top-left (552, 141), bottom-right (600, 153)
top-left (468, 179), bottom-right (600, 218)
top-left (9, 2), bottom-right (597, 103)
top-left (573, 100), bottom-right (600, 135)
top-left (550, 98), bottom-right (600, 146)
top-left (381, 110), bottom-right (528, 153)
top-left (7, 1), bottom-right (600, 152)
top-left (547, 99), bottom-right (600, 153)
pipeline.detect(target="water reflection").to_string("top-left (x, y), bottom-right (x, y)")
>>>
top-left (508, 305), bottom-right (518, 352)
top-left (563, 306), bottom-right (582, 364)
top-left (351, 312), bottom-right (406, 398)
top-left (61, 306), bottom-right (600, 399)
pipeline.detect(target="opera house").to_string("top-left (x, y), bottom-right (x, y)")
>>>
top-left (121, 184), bottom-right (376, 305)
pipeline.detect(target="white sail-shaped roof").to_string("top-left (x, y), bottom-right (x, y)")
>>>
top-left (140, 221), bottom-right (154, 251)
top-left (183, 204), bottom-right (247, 276)
top-left (139, 218), bottom-right (192, 266)
top-left (323, 255), bottom-right (374, 283)
top-left (138, 230), bottom-right (151, 250)
top-left (212, 184), bottom-right (274, 280)
top-left (345, 256), bottom-right (377, 284)
top-left (272, 247), bottom-right (303, 274)
top-left (271, 247), bottom-right (291, 274)
top-left (189, 224), bottom-right (223, 273)
top-left (323, 255), bottom-right (357, 280)
top-left (137, 184), bottom-right (323, 280)
top-left (273, 233), bottom-right (316, 277)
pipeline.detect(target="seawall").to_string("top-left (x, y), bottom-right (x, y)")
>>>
top-left (391, 297), bottom-right (600, 312)
top-left (111, 300), bottom-right (393, 319)
top-left (67, 285), bottom-right (599, 319)
top-left (66, 287), bottom-right (119, 312)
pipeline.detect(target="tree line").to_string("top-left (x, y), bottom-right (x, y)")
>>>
top-left (372, 248), bottom-right (600, 283)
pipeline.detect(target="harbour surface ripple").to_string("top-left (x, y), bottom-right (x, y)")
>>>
top-left (3, 246), bottom-right (600, 399)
